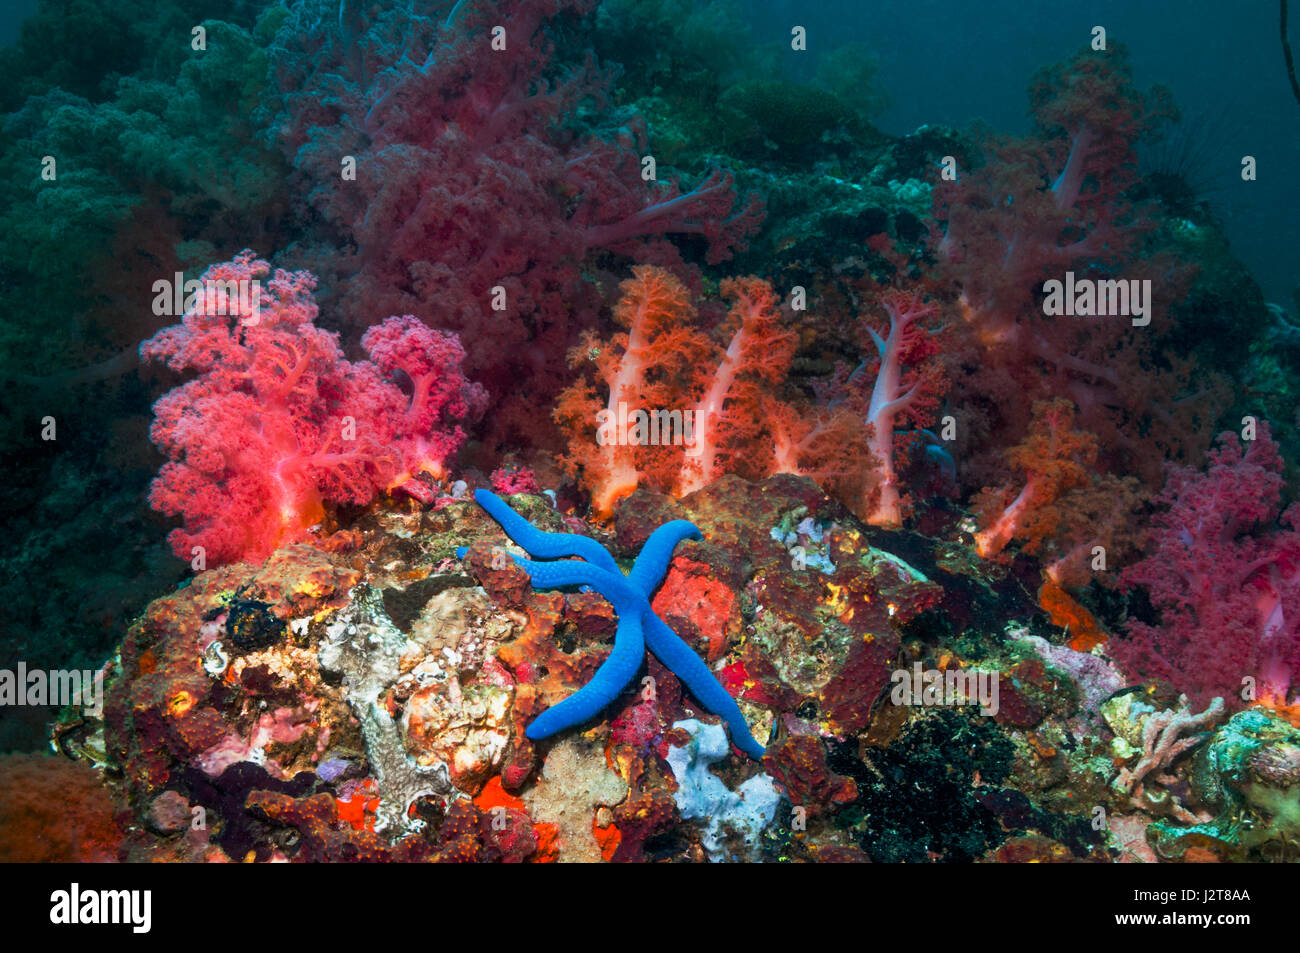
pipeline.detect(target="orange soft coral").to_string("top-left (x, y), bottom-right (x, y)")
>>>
top-left (678, 276), bottom-right (798, 494)
top-left (1041, 473), bottom-right (1148, 587)
top-left (554, 265), bottom-right (704, 518)
top-left (972, 398), bottom-right (1098, 559)
top-left (768, 390), bottom-right (878, 516)
top-left (557, 266), bottom-right (816, 516)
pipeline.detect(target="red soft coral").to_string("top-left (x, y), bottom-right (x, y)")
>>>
top-left (490, 466), bottom-right (542, 496)
top-left (1112, 424), bottom-right (1300, 710)
top-left (934, 45), bottom-right (1218, 492)
top-left (142, 252), bottom-right (482, 566)
top-left (936, 45), bottom-right (1166, 367)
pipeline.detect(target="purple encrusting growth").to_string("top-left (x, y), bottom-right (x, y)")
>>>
top-left (1014, 630), bottom-right (1125, 714)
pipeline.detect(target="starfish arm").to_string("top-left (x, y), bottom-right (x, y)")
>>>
top-left (642, 612), bottom-right (766, 759)
top-left (626, 519), bottom-right (703, 595)
top-left (472, 489), bottom-right (621, 574)
top-left (506, 555), bottom-right (640, 608)
top-left (525, 612), bottom-right (646, 741)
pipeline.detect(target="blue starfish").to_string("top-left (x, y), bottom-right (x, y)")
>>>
top-left (456, 489), bottom-right (765, 759)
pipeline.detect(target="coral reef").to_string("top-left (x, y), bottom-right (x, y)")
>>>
top-left (34, 472), bottom-right (1220, 862)
top-left (5, 1), bottom-right (1298, 870)
top-left (1105, 692), bottom-right (1226, 823)
top-left (1148, 708), bottom-right (1300, 861)
top-left (457, 488), bottom-right (765, 757)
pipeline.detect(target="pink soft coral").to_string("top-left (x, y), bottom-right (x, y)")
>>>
top-left (1113, 424), bottom-right (1300, 709)
top-left (851, 289), bottom-right (946, 526)
top-left (361, 315), bottom-right (488, 482)
top-left (490, 466), bottom-right (541, 496)
top-left (141, 252), bottom-right (483, 566)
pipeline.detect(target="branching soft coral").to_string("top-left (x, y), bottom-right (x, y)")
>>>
top-left (850, 289), bottom-right (946, 526)
top-left (934, 45), bottom-right (1218, 491)
top-left (555, 265), bottom-right (863, 518)
top-left (141, 252), bottom-right (483, 566)
top-left (677, 276), bottom-right (797, 494)
top-left (970, 424), bottom-right (1148, 587)
top-left (266, 0), bottom-right (761, 422)
top-left (768, 370), bottom-right (877, 511)
top-left (936, 45), bottom-right (1167, 367)
top-left (554, 264), bottom-right (702, 518)
top-left (972, 399), bottom-right (1098, 559)
top-left (1041, 473), bottom-right (1148, 588)
top-left (361, 315), bottom-right (488, 483)
top-left (1113, 424), bottom-right (1300, 710)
